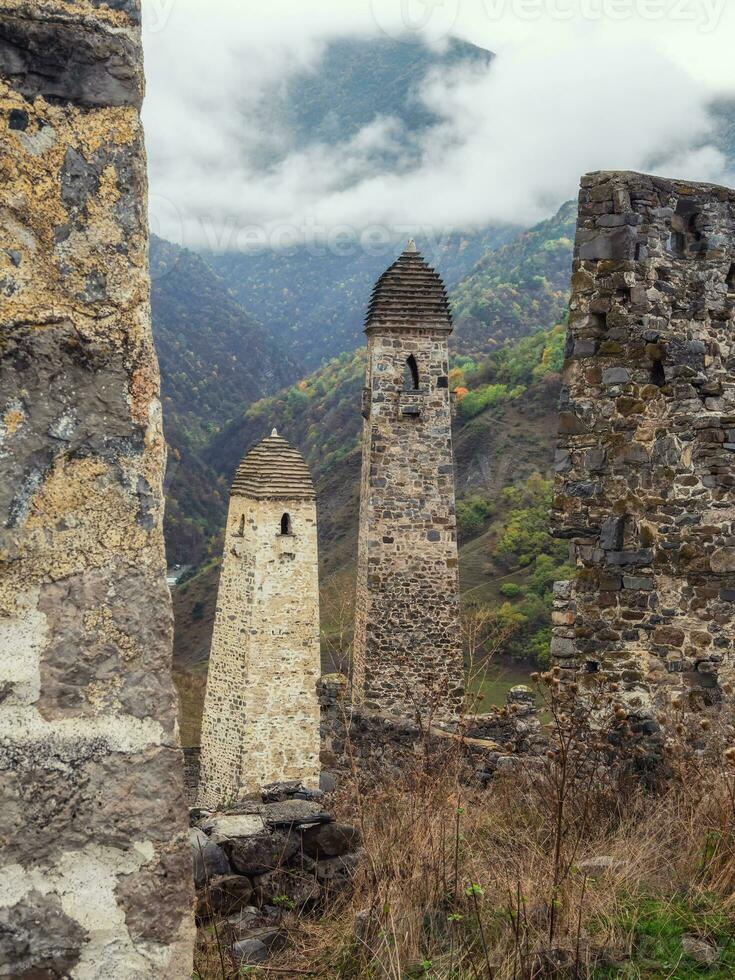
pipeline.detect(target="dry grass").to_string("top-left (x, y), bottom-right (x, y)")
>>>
top-left (195, 680), bottom-right (735, 979)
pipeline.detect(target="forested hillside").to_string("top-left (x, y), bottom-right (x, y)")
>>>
top-left (206, 35), bottom-right (517, 368)
top-left (209, 226), bottom-right (516, 369)
top-left (248, 35), bottom-right (492, 167)
top-left (451, 201), bottom-right (576, 355)
top-left (150, 236), bottom-right (298, 562)
top-left (174, 324), bottom-right (567, 671)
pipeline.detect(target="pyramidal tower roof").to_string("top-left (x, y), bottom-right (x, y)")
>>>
top-left (365, 240), bottom-right (452, 333)
top-left (231, 430), bottom-right (315, 500)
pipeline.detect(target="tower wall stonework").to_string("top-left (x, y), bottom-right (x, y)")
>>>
top-left (551, 171), bottom-right (735, 717)
top-left (198, 435), bottom-right (321, 807)
top-left (0, 2), bottom-right (194, 975)
top-left (353, 247), bottom-right (463, 718)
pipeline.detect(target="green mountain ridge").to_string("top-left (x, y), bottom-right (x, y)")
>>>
top-left (150, 235), bottom-right (298, 563)
top-left (207, 34), bottom-right (515, 369)
top-left (173, 323), bottom-right (567, 671)
top-left (208, 227), bottom-right (517, 370)
top-left (172, 196), bottom-right (578, 669)
top-left (246, 36), bottom-right (493, 169)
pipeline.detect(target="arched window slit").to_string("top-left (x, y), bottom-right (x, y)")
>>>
top-left (403, 355), bottom-right (420, 390)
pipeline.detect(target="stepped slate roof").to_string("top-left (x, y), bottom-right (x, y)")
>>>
top-left (365, 240), bottom-right (452, 333)
top-left (231, 429), bottom-right (315, 500)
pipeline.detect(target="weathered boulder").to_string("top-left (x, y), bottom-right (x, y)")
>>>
top-left (225, 905), bottom-right (279, 938)
top-left (197, 875), bottom-right (253, 920)
top-left (307, 852), bottom-right (362, 890)
top-left (200, 813), bottom-right (264, 843)
top-left (232, 938), bottom-right (269, 965)
top-left (682, 934), bottom-right (719, 966)
top-left (301, 822), bottom-right (362, 858)
top-left (190, 829), bottom-right (231, 889)
top-left (227, 830), bottom-right (300, 876)
top-left (262, 799), bottom-right (333, 829)
top-left (254, 867), bottom-right (322, 909)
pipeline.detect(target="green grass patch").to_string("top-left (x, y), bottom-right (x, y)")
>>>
top-left (595, 895), bottom-right (735, 979)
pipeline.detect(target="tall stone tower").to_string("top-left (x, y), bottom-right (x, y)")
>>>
top-left (353, 242), bottom-right (464, 718)
top-left (198, 430), bottom-right (321, 807)
top-left (552, 171), bottom-right (735, 718)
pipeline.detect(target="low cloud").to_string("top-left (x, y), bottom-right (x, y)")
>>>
top-left (142, 2), bottom-right (734, 250)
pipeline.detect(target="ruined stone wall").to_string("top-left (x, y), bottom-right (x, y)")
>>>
top-left (552, 171), bottom-right (735, 720)
top-left (198, 495), bottom-right (321, 807)
top-left (353, 326), bottom-right (464, 717)
top-left (0, 2), bottom-right (195, 974)
top-left (320, 676), bottom-right (544, 783)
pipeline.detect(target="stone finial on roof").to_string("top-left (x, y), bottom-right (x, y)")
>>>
top-left (365, 242), bottom-right (452, 333)
top-left (231, 431), bottom-right (315, 500)
top-left (271, 427), bottom-right (278, 437)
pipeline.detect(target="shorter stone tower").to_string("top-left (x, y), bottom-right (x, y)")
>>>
top-left (353, 241), bottom-right (464, 718)
top-left (198, 430), bottom-right (320, 807)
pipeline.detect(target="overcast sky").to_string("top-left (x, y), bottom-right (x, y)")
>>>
top-left (142, 0), bottom-right (735, 250)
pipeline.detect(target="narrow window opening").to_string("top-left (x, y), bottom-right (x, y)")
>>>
top-left (403, 354), bottom-right (420, 390)
top-left (589, 312), bottom-right (607, 332)
top-left (727, 264), bottom-right (735, 293)
top-left (438, 375), bottom-right (449, 389)
top-left (668, 231), bottom-right (686, 256)
top-left (586, 660), bottom-right (600, 674)
top-left (650, 360), bottom-right (666, 387)
top-left (634, 243), bottom-right (643, 261)
top-left (688, 214), bottom-right (703, 243)
top-left (236, 515), bottom-right (245, 537)
top-left (280, 513), bottom-right (292, 536)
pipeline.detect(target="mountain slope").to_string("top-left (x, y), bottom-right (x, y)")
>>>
top-left (451, 201), bottom-right (576, 356)
top-left (150, 236), bottom-right (298, 563)
top-left (206, 34), bottom-right (513, 369)
top-left (208, 226), bottom-right (516, 370)
top-left (151, 236), bottom-right (296, 446)
top-left (247, 36), bottom-right (492, 169)
top-left (173, 325), bottom-right (566, 670)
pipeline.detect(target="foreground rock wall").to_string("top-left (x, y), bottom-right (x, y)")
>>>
top-left (0, 2), bottom-right (194, 974)
top-left (552, 171), bottom-right (735, 720)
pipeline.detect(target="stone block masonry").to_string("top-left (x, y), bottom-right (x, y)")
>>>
top-left (198, 431), bottom-right (321, 808)
top-left (0, 2), bottom-right (195, 976)
top-left (352, 242), bottom-right (464, 718)
top-left (552, 171), bottom-right (735, 720)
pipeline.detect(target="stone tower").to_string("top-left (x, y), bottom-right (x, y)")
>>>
top-left (0, 2), bottom-right (194, 975)
top-left (198, 430), bottom-right (321, 807)
top-left (552, 171), bottom-right (735, 718)
top-left (353, 241), bottom-right (464, 718)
